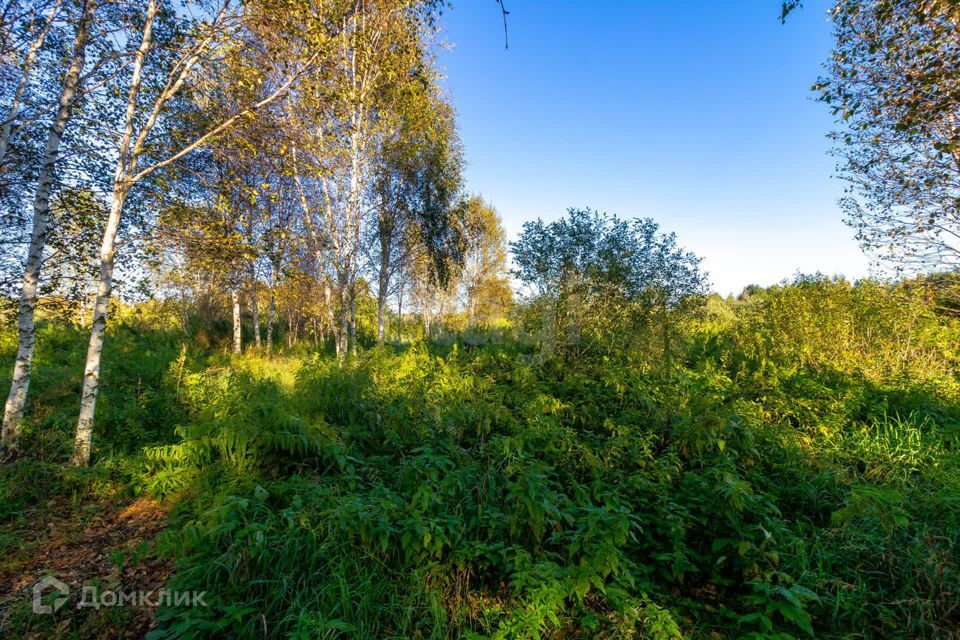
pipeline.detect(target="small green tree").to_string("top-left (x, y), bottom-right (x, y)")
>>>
top-left (511, 208), bottom-right (707, 364)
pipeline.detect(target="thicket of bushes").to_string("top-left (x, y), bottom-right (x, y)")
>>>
top-left (2, 276), bottom-right (959, 638)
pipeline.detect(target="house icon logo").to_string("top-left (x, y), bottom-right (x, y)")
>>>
top-left (32, 575), bottom-right (69, 614)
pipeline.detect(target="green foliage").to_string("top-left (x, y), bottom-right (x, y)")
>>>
top-left (2, 275), bottom-right (960, 638)
top-left (0, 318), bottom-right (193, 462)
top-left (511, 209), bottom-right (707, 367)
top-left (815, 0), bottom-right (960, 274)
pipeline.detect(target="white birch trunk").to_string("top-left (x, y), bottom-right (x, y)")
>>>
top-left (336, 273), bottom-right (348, 361)
top-left (376, 232), bottom-right (389, 343)
top-left (245, 211), bottom-right (260, 349)
top-left (70, 0), bottom-right (315, 465)
top-left (70, 186), bottom-right (127, 466)
top-left (323, 281), bottom-right (334, 347)
top-left (2, 0), bottom-right (94, 454)
top-left (70, 0), bottom-right (157, 467)
top-left (376, 288), bottom-right (387, 342)
top-left (250, 266), bottom-right (261, 349)
top-left (349, 291), bottom-right (357, 357)
top-left (231, 285), bottom-right (242, 354)
top-left (266, 291), bottom-right (275, 353)
top-left (266, 264), bottom-right (277, 353)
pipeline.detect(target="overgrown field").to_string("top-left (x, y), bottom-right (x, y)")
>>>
top-left (2, 278), bottom-right (959, 639)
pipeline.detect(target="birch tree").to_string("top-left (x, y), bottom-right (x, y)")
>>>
top-left (70, 0), bottom-right (326, 466)
top-left (457, 195), bottom-right (510, 327)
top-left (258, 0), bottom-right (452, 356)
top-left (368, 85), bottom-right (463, 341)
top-left (262, 180), bottom-right (298, 353)
top-left (1, 0), bottom-right (95, 455)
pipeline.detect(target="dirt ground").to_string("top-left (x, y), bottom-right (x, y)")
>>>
top-left (0, 494), bottom-right (172, 639)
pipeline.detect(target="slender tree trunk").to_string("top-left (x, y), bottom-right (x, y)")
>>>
top-left (250, 266), bottom-right (261, 349)
top-left (336, 275), bottom-right (349, 361)
top-left (349, 292), bottom-right (357, 357)
top-left (231, 285), bottom-right (242, 354)
top-left (323, 280), bottom-right (335, 349)
top-left (396, 287), bottom-right (403, 343)
top-left (70, 184), bottom-right (126, 466)
top-left (376, 215), bottom-right (391, 342)
top-left (376, 293), bottom-right (387, 343)
top-left (79, 283), bottom-right (95, 328)
top-left (2, 0), bottom-right (94, 455)
top-left (341, 54), bottom-right (365, 359)
top-left (266, 293), bottom-right (275, 353)
top-left (377, 265), bottom-right (388, 343)
top-left (78, 289), bottom-right (88, 329)
top-left (266, 266), bottom-right (277, 353)
top-left (70, 0), bottom-right (157, 467)
top-left (245, 207), bottom-right (260, 349)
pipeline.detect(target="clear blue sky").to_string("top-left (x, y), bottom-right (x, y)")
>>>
top-left (435, 0), bottom-right (870, 296)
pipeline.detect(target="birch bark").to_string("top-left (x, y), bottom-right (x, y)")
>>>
top-left (231, 285), bottom-right (242, 353)
top-left (71, 0), bottom-right (157, 466)
top-left (2, 0), bottom-right (95, 454)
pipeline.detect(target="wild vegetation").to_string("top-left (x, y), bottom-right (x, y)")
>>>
top-left (2, 0), bottom-right (960, 638)
top-left (2, 273), bottom-right (959, 638)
